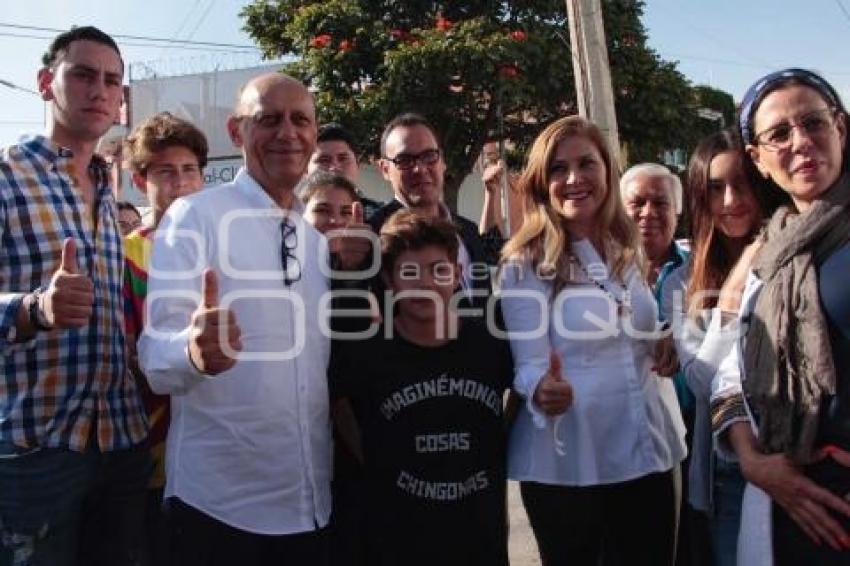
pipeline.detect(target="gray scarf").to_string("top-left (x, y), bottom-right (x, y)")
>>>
top-left (744, 172), bottom-right (850, 463)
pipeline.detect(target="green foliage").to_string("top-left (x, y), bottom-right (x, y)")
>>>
top-left (693, 84), bottom-right (736, 134)
top-left (241, 0), bottom-right (732, 209)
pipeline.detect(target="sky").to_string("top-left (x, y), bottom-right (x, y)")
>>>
top-left (0, 0), bottom-right (848, 146)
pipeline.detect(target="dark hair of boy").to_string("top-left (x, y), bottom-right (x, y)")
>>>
top-left (379, 209), bottom-right (459, 274)
top-left (117, 200), bottom-right (141, 216)
top-left (299, 171), bottom-right (360, 205)
top-left (318, 122), bottom-right (358, 155)
top-left (124, 112), bottom-right (209, 173)
top-left (42, 25), bottom-right (123, 69)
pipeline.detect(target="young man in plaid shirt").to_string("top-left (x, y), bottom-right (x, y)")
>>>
top-left (0, 26), bottom-right (150, 565)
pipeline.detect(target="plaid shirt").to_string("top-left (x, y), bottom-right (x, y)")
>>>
top-left (0, 136), bottom-right (148, 452)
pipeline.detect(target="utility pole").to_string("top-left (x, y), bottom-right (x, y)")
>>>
top-left (565, 0), bottom-right (621, 164)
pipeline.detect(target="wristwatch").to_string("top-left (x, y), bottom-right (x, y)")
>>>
top-left (28, 288), bottom-right (54, 331)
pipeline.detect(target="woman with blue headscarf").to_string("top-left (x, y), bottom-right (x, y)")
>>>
top-left (711, 68), bottom-right (850, 564)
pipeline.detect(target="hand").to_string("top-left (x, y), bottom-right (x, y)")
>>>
top-left (533, 351), bottom-right (574, 416)
top-left (41, 238), bottom-right (94, 328)
top-left (717, 236), bottom-right (763, 313)
top-left (336, 201), bottom-right (372, 271)
top-left (188, 269), bottom-right (242, 376)
top-left (482, 160), bottom-right (505, 192)
top-left (739, 445), bottom-right (850, 550)
top-left (653, 333), bottom-right (679, 377)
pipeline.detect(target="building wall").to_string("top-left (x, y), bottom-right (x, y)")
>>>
top-left (121, 65), bottom-right (492, 224)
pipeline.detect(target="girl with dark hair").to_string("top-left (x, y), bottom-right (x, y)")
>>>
top-left (711, 68), bottom-right (850, 564)
top-left (663, 128), bottom-right (765, 565)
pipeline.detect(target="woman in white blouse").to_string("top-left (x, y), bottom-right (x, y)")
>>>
top-left (499, 115), bottom-right (686, 565)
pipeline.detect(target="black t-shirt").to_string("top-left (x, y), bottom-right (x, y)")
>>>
top-left (329, 318), bottom-right (513, 566)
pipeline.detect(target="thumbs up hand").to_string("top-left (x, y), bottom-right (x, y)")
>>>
top-left (41, 238), bottom-right (95, 328)
top-left (336, 201), bottom-right (372, 271)
top-left (532, 351), bottom-right (574, 416)
top-left (188, 269), bottom-right (243, 375)
top-left (482, 159), bottom-right (505, 192)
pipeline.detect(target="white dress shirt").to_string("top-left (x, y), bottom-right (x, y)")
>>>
top-left (499, 238), bottom-right (686, 486)
top-left (138, 169), bottom-right (332, 535)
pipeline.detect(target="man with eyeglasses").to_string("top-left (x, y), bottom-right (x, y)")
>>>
top-left (138, 73), bottom-right (335, 564)
top-left (370, 113), bottom-right (493, 308)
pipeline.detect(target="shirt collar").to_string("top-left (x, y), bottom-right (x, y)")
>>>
top-left (18, 134), bottom-right (109, 172)
top-left (670, 240), bottom-right (689, 267)
top-left (235, 168), bottom-right (305, 216)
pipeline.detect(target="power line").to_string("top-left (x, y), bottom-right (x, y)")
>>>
top-left (0, 30), bottom-right (258, 53)
top-left (0, 79), bottom-right (39, 96)
top-left (167, 0), bottom-right (205, 47)
top-left (834, 0), bottom-right (850, 23)
top-left (667, 52), bottom-right (850, 76)
top-left (183, 0), bottom-right (217, 44)
top-left (0, 22), bottom-right (258, 50)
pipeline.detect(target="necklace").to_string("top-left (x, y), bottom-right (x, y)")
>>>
top-left (569, 254), bottom-right (632, 318)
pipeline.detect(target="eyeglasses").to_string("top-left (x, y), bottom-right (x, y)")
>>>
top-left (753, 107), bottom-right (838, 150)
top-left (280, 218), bottom-right (302, 286)
top-left (384, 149), bottom-right (441, 171)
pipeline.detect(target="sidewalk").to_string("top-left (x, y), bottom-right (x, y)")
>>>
top-left (508, 480), bottom-right (541, 566)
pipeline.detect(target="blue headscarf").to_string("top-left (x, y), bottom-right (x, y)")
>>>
top-left (738, 68), bottom-right (840, 144)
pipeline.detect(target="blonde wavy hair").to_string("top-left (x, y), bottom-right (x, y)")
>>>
top-left (500, 115), bottom-right (643, 294)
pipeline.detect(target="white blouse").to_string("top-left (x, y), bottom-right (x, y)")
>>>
top-left (710, 272), bottom-right (773, 566)
top-left (499, 238), bottom-right (686, 486)
top-left (663, 263), bottom-right (739, 511)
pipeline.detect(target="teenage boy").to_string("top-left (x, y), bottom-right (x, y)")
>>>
top-left (122, 111), bottom-right (208, 561)
top-left (329, 210), bottom-right (512, 566)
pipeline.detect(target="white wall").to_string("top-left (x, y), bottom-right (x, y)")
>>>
top-left (125, 64), bottom-right (490, 222)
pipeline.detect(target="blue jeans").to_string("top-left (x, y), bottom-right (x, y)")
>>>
top-left (710, 459), bottom-right (745, 566)
top-left (0, 440), bottom-right (151, 566)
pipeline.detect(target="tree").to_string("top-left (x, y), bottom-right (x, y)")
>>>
top-left (240, 0), bottom-right (712, 210)
top-left (693, 84), bottom-right (736, 138)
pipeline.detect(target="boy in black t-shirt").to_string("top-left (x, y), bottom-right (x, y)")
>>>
top-left (329, 210), bottom-right (512, 566)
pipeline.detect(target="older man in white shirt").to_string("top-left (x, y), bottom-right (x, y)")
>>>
top-left (139, 73), bottom-right (335, 565)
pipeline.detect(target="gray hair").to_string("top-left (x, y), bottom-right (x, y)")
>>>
top-left (620, 163), bottom-right (682, 215)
